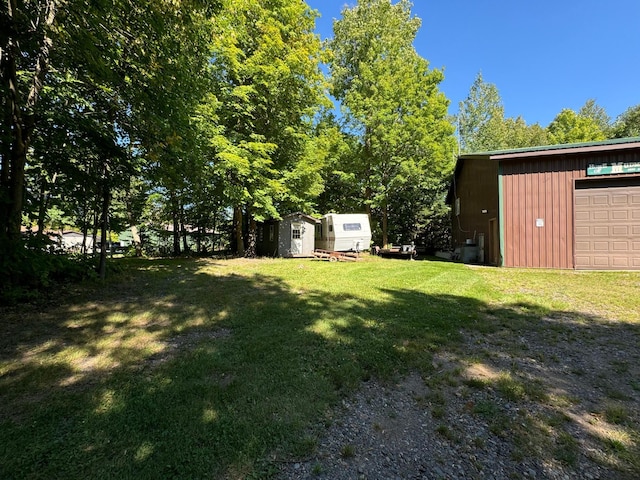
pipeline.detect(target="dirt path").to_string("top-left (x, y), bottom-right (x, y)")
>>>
top-left (278, 315), bottom-right (640, 479)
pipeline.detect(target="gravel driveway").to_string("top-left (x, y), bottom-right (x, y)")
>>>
top-left (278, 314), bottom-right (640, 479)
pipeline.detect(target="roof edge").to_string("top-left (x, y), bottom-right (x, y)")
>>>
top-left (460, 136), bottom-right (640, 161)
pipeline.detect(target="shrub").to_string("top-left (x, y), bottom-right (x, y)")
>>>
top-left (0, 236), bottom-right (98, 305)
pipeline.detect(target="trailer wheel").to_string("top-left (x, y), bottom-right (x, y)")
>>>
top-left (329, 256), bottom-right (338, 262)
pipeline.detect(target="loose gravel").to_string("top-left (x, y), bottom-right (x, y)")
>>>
top-left (278, 316), bottom-right (640, 480)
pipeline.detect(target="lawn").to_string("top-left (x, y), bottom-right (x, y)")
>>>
top-left (1, 256), bottom-right (638, 478)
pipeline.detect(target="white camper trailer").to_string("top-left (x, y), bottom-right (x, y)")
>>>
top-left (315, 214), bottom-right (371, 252)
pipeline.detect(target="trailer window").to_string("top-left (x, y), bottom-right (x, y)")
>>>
top-left (343, 223), bottom-right (361, 231)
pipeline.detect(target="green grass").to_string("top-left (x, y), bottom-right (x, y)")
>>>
top-left (1, 256), bottom-right (639, 478)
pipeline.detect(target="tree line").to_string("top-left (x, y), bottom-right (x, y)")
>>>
top-left (458, 72), bottom-right (640, 153)
top-left (2, 0), bottom-right (639, 295)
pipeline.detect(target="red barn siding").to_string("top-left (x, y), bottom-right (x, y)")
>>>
top-left (501, 150), bottom-right (640, 268)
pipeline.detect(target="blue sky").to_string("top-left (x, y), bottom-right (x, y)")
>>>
top-left (305, 0), bottom-right (640, 127)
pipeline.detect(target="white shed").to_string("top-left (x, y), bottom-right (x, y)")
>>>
top-left (315, 213), bottom-right (371, 252)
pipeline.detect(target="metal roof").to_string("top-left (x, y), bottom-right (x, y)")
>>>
top-left (460, 136), bottom-right (640, 161)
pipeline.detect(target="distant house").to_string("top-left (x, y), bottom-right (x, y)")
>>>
top-left (48, 231), bottom-right (93, 252)
top-left (256, 212), bottom-right (319, 258)
top-left (448, 137), bottom-right (640, 270)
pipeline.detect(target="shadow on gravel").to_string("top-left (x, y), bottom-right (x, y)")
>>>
top-left (0, 258), bottom-right (638, 479)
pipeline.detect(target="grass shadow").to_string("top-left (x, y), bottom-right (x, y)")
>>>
top-left (0, 257), bottom-right (638, 478)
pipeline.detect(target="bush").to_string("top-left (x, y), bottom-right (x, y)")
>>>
top-left (0, 236), bottom-right (98, 305)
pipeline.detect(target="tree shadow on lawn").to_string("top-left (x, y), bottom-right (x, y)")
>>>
top-left (0, 258), bottom-right (638, 479)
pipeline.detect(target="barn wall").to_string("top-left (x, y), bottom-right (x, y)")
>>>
top-left (501, 149), bottom-right (640, 268)
top-left (451, 157), bottom-right (499, 261)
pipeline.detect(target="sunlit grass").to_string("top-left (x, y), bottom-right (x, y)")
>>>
top-left (0, 257), bottom-right (638, 478)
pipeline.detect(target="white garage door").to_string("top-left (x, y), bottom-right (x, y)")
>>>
top-left (574, 181), bottom-right (640, 270)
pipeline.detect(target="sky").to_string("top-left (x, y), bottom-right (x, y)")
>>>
top-left (305, 0), bottom-right (640, 127)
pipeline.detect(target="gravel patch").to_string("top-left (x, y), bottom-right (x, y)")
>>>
top-left (278, 316), bottom-right (640, 480)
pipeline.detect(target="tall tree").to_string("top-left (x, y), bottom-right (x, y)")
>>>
top-left (206, 0), bottom-right (327, 256)
top-left (329, 0), bottom-right (455, 247)
top-left (547, 108), bottom-right (605, 144)
top-left (578, 99), bottom-right (611, 134)
top-left (611, 104), bottom-right (640, 138)
top-left (457, 73), bottom-right (549, 152)
top-left (457, 72), bottom-right (504, 153)
top-left (1, 0), bottom-right (57, 242)
top-left (2, 0), bottom-right (216, 277)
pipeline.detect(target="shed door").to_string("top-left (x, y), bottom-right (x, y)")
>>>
top-left (574, 180), bottom-right (640, 270)
top-left (291, 223), bottom-right (303, 255)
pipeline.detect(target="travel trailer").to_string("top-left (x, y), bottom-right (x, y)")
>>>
top-left (315, 213), bottom-right (371, 252)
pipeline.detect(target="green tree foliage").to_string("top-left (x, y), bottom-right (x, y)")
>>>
top-left (314, 111), bottom-right (364, 215)
top-left (457, 73), bottom-right (549, 152)
top-left (1, 0), bottom-right (58, 241)
top-left (205, 0), bottom-right (327, 256)
top-left (578, 99), bottom-right (611, 134)
top-left (329, 0), bottom-right (456, 247)
top-left (1, 0), bottom-right (217, 290)
top-left (611, 104), bottom-right (640, 138)
top-left (547, 108), bottom-right (606, 144)
top-left (457, 72), bottom-right (504, 153)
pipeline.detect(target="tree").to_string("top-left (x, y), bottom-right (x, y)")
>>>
top-left (206, 0), bottom-right (327, 257)
top-left (1, 0), bottom-right (216, 284)
top-left (611, 104), bottom-right (640, 138)
top-left (457, 73), bottom-right (550, 152)
top-left (457, 72), bottom-right (504, 153)
top-left (547, 108), bottom-right (606, 144)
top-left (578, 99), bottom-right (611, 134)
top-left (329, 0), bottom-right (456, 247)
top-left (1, 0), bottom-right (57, 242)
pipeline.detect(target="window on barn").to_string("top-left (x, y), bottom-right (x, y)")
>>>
top-left (343, 223), bottom-right (362, 231)
top-left (269, 225), bottom-right (275, 241)
top-left (292, 228), bottom-right (301, 239)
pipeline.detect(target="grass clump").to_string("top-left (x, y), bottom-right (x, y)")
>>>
top-left (340, 444), bottom-right (355, 458)
top-left (603, 402), bottom-right (630, 425)
top-left (554, 431), bottom-right (579, 466)
top-left (495, 372), bottom-right (526, 401)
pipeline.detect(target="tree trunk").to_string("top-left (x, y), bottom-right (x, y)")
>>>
top-left (130, 225), bottom-right (142, 256)
top-left (92, 211), bottom-right (99, 255)
top-left (98, 176), bottom-right (110, 280)
top-left (382, 202), bottom-right (389, 248)
top-left (1, 0), bottom-right (57, 242)
top-left (172, 209), bottom-right (180, 256)
top-left (181, 218), bottom-right (188, 254)
top-left (233, 205), bottom-right (244, 256)
top-left (245, 212), bottom-right (257, 258)
top-left (211, 210), bottom-right (218, 253)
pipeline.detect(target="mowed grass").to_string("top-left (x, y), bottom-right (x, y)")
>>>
top-left (0, 256), bottom-right (638, 478)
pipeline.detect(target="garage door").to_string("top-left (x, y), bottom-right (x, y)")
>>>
top-left (574, 181), bottom-right (640, 270)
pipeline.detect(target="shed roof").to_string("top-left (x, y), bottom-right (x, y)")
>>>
top-left (459, 136), bottom-right (640, 161)
top-left (281, 212), bottom-right (320, 224)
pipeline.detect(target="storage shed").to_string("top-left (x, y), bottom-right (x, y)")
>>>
top-left (256, 212), bottom-right (319, 258)
top-left (449, 137), bottom-right (640, 270)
